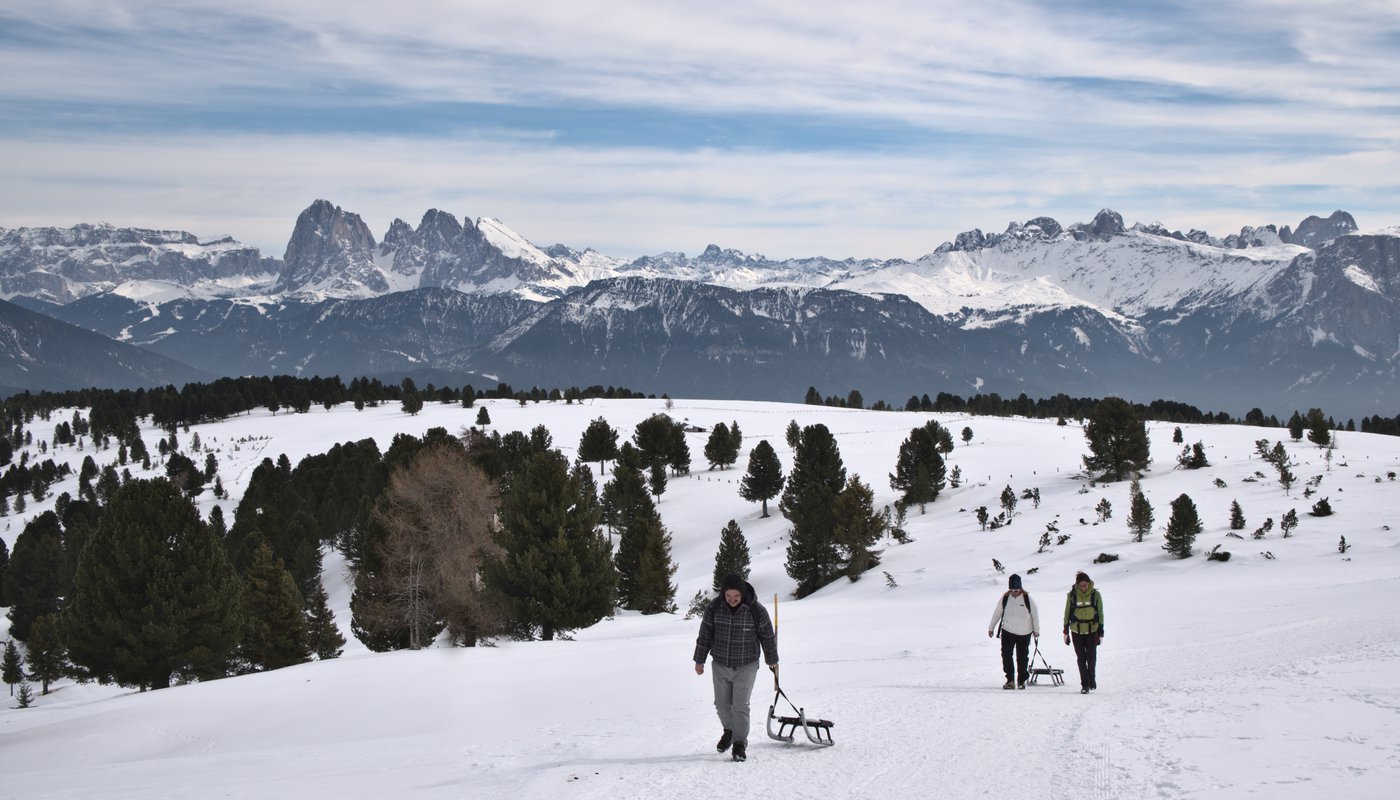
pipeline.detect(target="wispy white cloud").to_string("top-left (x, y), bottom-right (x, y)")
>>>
top-left (1, 0), bottom-right (1397, 259)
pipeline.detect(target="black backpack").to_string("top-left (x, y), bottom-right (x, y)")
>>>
top-left (995, 591), bottom-right (1030, 636)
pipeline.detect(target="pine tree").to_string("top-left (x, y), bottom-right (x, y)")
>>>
top-left (601, 460), bottom-right (650, 545)
top-left (1177, 442), bottom-right (1209, 469)
top-left (667, 422), bottom-right (691, 476)
top-left (999, 485), bottom-right (1018, 518)
top-left (612, 463), bottom-right (674, 611)
top-left (1128, 478), bottom-right (1154, 542)
top-left (62, 479), bottom-right (243, 689)
top-left (1287, 411), bottom-right (1305, 441)
top-left (476, 406), bottom-right (491, 426)
top-left (633, 413), bottom-right (677, 473)
top-left (1281, 508), bottom-right (1299, 537)
top-left (1082, 397), bottom-right (1151, 482)
top-left (785, 420), bottom-right (801, 449)
top-left (630, 515), bottom-right (677, 614)
top-left (1163, 493), bottom-right (1202, 559)
top-left (781, 424), bottom-right (847, 598)
top-left (577, 417), bottom-right (620, 475)
top-left (24, 613), bottom-right (67, 694)
top-left (712, 520), bottom-right (752, 592)
top-left (832, 475), bottom-right (886, 581)
top-left (0, 536), bottom-right (9, 600)
top-left (704, 422), bottom-right (734, 470)
top-left (889, 421), bottom-right (947, 512)
top-left (306, 581), bottom-right (346, 660)
top-left (1305, 408), bottom-right (1331, 447)
top-left (1095, 498), bottom-right (1113, 522)
top-left (1229, 500), bottom-right (1246, 530)
top-left (238, 541), bottom-right (311, 672)
top-left (738, 440), bottom-right (784, 518)
top-left (2, 639), bottom-right (22, 696)
top-left (3, 511), bottom-right (68, 642)
top-left (486, 450), bottom-right (616, 639)
top-left (648, 461), bottom-right (668, 498)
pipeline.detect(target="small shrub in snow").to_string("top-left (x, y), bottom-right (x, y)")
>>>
top-left (684, 590), bottom-right (710, 620)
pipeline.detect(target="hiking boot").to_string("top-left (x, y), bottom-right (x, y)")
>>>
top-left (732, 740), bottom-right (747, 762)
top-left (1089, 680), bottom-right (1097, 691)
top-left (716, 729), bottom-right (733, 753)
top-left (1080, 687), bottom-right (1090, 694)
top-left (1017, 681), bottom-right (1026, 690)
top-left (1003, 681), bottom-right (1015, 690)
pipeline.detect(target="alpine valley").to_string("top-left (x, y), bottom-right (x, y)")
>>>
top-left (3, 200), bottom-right (1397, 420)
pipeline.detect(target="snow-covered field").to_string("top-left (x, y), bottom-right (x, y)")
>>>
top-left (2, 397), bottom-right (1398, 799)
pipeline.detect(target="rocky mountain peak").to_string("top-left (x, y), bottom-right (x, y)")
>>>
top-left (279, 200), bottom-right (381, 295)
top-left (1087, 209), bottom-right (1126, 238)
top-left (1283, 210), bottom-right (1358, 249)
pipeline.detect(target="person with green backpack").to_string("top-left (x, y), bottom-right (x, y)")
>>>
top-left (1063, 571), bottom-right (1105, 694)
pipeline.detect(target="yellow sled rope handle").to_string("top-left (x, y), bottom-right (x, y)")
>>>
top-left (773, 593), bottom-right (780, 690)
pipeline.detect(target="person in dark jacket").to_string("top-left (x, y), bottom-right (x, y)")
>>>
top-left (693, 574), bottom-right (779, 762)
top-left (1062, 571), bottom-right (1105, 694)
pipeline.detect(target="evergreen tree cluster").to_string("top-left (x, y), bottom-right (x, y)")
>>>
top-left (1, 376), bottom-right (650, 439)
top-left (1, 411), bottom-right (673, 688)
top-left (889, 420), bottom-right (951, 512)
top-left (781, 424), bottom-right (886, 597)
top-left (1082, 397), bottom-right (1152, 482)
top-left (702, 421), bottom-right (744, 470)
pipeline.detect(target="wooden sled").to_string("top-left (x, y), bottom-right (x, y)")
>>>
top-left (1027, 640), bottom-right (1064, 686)
top-left (766, 686), bottom-right (835, 746)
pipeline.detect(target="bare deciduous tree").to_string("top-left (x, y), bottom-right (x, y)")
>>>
top-left (369, 445), bottom-right (503, 647)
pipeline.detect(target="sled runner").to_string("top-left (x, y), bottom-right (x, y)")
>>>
top-left (1027, 639), bottom-right (1064, 686)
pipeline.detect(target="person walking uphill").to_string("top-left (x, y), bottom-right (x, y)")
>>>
top-left (1063, 571), bottom-right (1105, 694)
top-left (693, 574), bottom-right (779, 762)
top-left (988, 573), bottom-right (1040, 689)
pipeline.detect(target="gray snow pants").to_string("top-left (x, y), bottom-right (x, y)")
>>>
top-left (711, 660), bottom-right (761, 743)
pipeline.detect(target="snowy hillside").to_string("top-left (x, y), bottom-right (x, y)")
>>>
top-left (2, 399), bottom-right (1398, 799)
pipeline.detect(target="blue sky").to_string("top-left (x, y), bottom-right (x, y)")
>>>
top-left (2, 0), bottom-right (1397, 260)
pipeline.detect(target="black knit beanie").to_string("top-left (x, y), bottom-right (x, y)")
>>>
top-left (1008, 574), bottom-right (1022, 590)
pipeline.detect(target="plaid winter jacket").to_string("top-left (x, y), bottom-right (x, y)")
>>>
top-left (693, 588), bottom-right (779, 669)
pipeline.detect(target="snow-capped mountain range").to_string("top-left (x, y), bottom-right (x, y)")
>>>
top-left (3, 201), bottom-right (1397, 420)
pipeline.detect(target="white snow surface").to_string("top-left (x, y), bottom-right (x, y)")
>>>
top-left (2, 399), bottom-right (1399, 799)
top-left (476, 217), bottom-right (554, 268)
